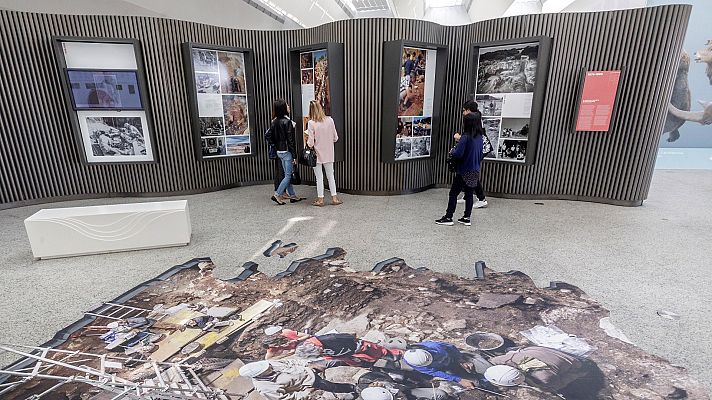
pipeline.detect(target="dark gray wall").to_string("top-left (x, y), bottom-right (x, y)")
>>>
top-left (0, 6), bottom-right (691, 208)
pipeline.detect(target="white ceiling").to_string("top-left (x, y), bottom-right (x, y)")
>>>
top-left (0, 0), bottom-right (648, 29)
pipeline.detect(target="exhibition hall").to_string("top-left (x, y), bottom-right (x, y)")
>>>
top-left (1, 0), bottom-right (711, 399)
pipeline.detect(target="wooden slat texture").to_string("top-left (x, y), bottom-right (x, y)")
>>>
top-left (0, 5), bottom-right (691, 208)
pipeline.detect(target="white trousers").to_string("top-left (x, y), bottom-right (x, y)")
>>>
top-left (314, 162), bottom-right (337, 198)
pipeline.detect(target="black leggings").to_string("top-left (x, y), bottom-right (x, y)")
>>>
top-left (312, 374), bottom-right (355, 394)
top-left (447, 174), bottom-right (473, 218)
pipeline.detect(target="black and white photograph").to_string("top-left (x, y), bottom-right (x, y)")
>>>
top-left (395, 138), bottom-right (412, 160)
top-left (199, 117), bottom-right (224, 136)
top-left (411, 136), bottom-right (431, 158)
top-left (84, 116), bottom-right (147, 159)
top-left (412, 117), bottom-right (431, 137)
top-left (192, 48), bottom-right (218, 72)
top-left (202, 136), bottom-right (225, 157)
top-left (477, 42), bottom-right (539, 94)
top-left (476, 94), bottom-right (503, 117)
top-left (500, 118), bottom-right (530, 139)
top-left (482, 118), bottom-right (501, 158)
top-left (218, 51), bottom-right (247, 94)
top-left (195, 72), bottom-right (220, 94)
top-left (67, 70), bottom-right (142, 110)
top-left (499, 138), bottom-right (527, 161)
top-left (225, 135), bottom-right (251, 155)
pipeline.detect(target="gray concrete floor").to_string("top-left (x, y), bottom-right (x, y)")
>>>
top-left (1, 170), bottom-right (711, 392)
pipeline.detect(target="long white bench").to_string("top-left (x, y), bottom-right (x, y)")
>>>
top-left (25, 200), bottom-right (191, 260)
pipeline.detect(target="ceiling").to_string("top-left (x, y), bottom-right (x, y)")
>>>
top-left (0, 0), bottom-right (648, 30)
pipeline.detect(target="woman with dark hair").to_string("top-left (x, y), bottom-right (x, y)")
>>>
top-left (436, 100), bottom-right (484, 226)
top-left (265, 99), bottom-right (297, 205)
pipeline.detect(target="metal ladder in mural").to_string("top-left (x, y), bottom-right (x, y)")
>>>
top-left (0, 303), bottom-right (228, 399)
top-left (0, 343), bottom-right (228, 399)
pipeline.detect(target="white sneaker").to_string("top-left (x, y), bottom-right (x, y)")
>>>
top-left (457, 198), bottom-right (465, 204)
top-left (474, 200), bottom-right (488, 209)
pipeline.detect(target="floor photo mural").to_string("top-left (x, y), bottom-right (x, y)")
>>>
top-left (1, 246), bottom-right (708, 399)
top-left (299, 49), bottom-right (331, 142)
top-left (191, 47), bottom-right (252, 158)
top-left (395, 47), bottom-right (437, 161)
top-left (474, 42), bottom-right (539, 163)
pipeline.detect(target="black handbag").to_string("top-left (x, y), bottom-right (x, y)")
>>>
top-left (291, 166), bottom-right (302, 185)
top-left (299, 146), bottom-right (317, 168)
top-left (446, 145), bottom-right (458, 172)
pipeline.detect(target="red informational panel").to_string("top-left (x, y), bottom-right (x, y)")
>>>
top-left (575, 70), bottom-right (621, 132)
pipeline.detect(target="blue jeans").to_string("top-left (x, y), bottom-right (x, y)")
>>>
top-left (275, 152), bottom-right (295, 197)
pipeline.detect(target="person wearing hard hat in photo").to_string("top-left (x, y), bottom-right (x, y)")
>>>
top-left (402, 341), bottom-right (482, 390)
top-left (358, 381), bottom-right (450, 400)
top-left (486, 346), bottom-right (590, 392)
top-left (295, 333), bottom-right (402, 367)
top-left (239, 359), bottom-right (357, 400)
top-left (262, 326), bottom-right (311, 360)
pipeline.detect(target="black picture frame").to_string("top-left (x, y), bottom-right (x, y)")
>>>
top-left (182, 42), bottom-right (258, 160)
top-left (571, 67), bottom-right (625, 133)
top-left (65, 69), bottom-right (143, 111)
top-left (288, 42), bottom-right (345, 162)
top-left (380, 40), bottom-right (449, 163)
top-left (469, 36), bottom-right (552, 166)
top-left (52, 36), bottom-right (158, 165)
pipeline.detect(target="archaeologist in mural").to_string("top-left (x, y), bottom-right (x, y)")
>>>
top-left (356, 371), bottom-right (450, 400)
top-left (402, 341), bottom-right (489, 390)
top-left (262, 327), bottom-right (311, 360)
top-left (359, 385), bottom-right (449, 400)
top-left (239, 360), bottom-right (357, 400)
top-left (295, 333), bottom-right (403, 367)
top-left (485, 346), bottom-right (591, 393)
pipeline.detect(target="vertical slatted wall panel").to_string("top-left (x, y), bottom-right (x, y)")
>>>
top-left (0, 5), bottom-right (690, 208)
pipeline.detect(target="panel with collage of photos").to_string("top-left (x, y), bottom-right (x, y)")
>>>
top-left (299, 49), bottom-right (331, 142)
top-left (395, 46), bottom-right (436, 161)
top-left (474, 41), bottom-right (539, 163)
top-left (192, 48), bottom-right (251, 158)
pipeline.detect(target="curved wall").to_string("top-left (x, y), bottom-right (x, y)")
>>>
top-left (0, 6), bottom-right (691, 208)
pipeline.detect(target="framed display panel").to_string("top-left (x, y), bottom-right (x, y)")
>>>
top-left (470, 36), bottom-right (552, 165)
top-left (52, 36), bottom-right (157, 164)
top-left (288, 42), bottom-right (345, 162)
top-left (381, 41), bottom-right (448, 163)
top-left (573, 69), bottom-right (624, 132)
top-left (182, 43), bottom-right (257, 160)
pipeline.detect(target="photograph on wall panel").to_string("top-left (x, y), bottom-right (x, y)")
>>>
top-left (381, 41), bottom-right (447, 164)
top-left (183, 43), bottom-right (256, 160)
top-left (471, 38), bottom-right (551, 165)
top-left (289, 43), bottom-right (345, 163)
top-left (394, 46), bottom-right (437, 160)
top-left (52, 37), bottom-right (157, 164)
top-left (77, 111), bottom-right (154, 162)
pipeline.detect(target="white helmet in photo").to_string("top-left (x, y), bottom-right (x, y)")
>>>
top-left (239, 361), bottom-right (271, 378)
top-left (403, 349), bottom-right (433, 367)
top-left (360, 387), bottom-right (394, 400)
top-left (264, 326), bottom-right (283, 336)
top-left (484, 365), bottom-right (525, 386)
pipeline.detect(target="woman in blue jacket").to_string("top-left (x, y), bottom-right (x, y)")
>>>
top-left (436, 100), bottom-right (484, 226)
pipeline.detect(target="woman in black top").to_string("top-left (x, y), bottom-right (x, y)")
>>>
top-left (265, 99), bottom-right (298, 205)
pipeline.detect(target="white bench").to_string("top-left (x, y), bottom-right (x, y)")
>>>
top-left (25, 200), bottom-right (192, 260)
